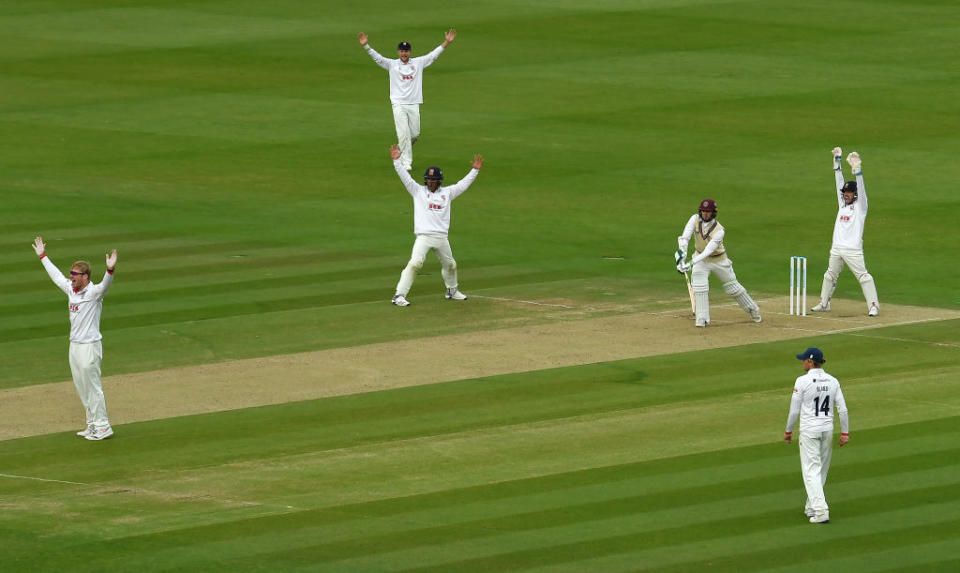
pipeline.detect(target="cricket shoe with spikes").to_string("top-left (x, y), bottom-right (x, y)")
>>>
top-left (445, 288), bottom-right (467, 301)
top-left (811, 301), bottom-right (830, 312)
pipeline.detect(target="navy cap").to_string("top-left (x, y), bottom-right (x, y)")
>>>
top-left (796, 347), bottom-right (825, 363)
top-left (842, 180), bottom-right (857, 193)
top-left (398, 41), bottom-right (411, 50)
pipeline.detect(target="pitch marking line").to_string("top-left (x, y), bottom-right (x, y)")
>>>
top-left (0, 472), bottom-right (87, 485)
top-left (471, 295), bottom-right (575, 309)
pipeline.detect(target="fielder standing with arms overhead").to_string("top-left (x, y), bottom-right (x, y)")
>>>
top-left (389, 144), bottom-right (482, 306)
top-left (32, 237), bottom-right (117, 440)
top-left (675, 199), bottom-right (762, 327)
top-left (811, 147), bottom-right (880, 316)
top-left (784, 347), bottom-right (850, 524)
top-left (358, 29), bottom-right (456, 171)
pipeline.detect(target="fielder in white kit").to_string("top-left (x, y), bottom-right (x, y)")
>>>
top-left (358, 29), bottom-right (456, 171)
top-left (389, 144), bottom-right (483, 306)
top-left (32, 236), bottom-right (117, 440)
top-left (784, 347), bottom-right (850, 524)
top-left (811, 147), bottom-right (879, 316)
top-left (675, 199), bottom-right (762, 327)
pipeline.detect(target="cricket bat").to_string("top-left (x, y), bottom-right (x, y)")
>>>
top-left (684, 271), bottom-right (696, 314)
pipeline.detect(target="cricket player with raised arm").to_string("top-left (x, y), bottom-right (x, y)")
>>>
top-left (675, 199), bottom-right (762, 327)
top-left (389, 144), bottom-right (482, 307)
top-left (358, 29), bottom-right (456, 171)
top-left (784, 347), bottom-right (850, 524)
top-left (811, 147), bottom-right (879, 316)
top-left (32, 236), bottom-right (117, 441)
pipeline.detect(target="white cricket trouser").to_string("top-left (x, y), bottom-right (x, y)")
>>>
top-left (690, 257), bottom-right (757, 323)
top-left (799, 430), bottom-right (834, 514)
top-left (395, 234), bottom-right (458, 296)
top-left (68, 341), bottom-right (110, 428)
top-left (392, 104), bottom-right (421, 169)
top-left (819, 247), bottom-right (879, 311)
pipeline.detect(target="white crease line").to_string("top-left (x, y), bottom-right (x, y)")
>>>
top-left (0, 472), bottom-right (87, 485)
top-left (471, 295), bottom-right (575, 309)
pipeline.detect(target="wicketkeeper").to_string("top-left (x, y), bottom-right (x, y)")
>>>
top-left (811, 148), bottom-right (879, 316)
top-left (675, 199), bottom-right (762, 327)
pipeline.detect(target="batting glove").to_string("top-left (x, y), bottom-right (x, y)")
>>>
top-left (675, 249), bottom-right (685, 265)
top-left (847, 151), bottom-right (862, 175)
top-left (832, 147), bottom-right (842, 170)
top-left (676, 260), bottom-right (692, 274)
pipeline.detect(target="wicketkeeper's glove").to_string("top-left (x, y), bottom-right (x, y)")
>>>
top-left (847, 151), bottom-right (861, 175)
top-left (832, 147), bottom-right (842, 170)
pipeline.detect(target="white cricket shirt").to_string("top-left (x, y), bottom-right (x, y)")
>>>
top-left (365, 44), bottom-right (444, 105)
top-left (678, 214), bottom-right (726, 264)
top-left (394, 159), bottom-right (478, 236)
top-left (785, 368), bottom-right (849, 434)
top-left (832, 171), bottom-right (868, 250)
top-left (41, 256), bottom-right (114, 343)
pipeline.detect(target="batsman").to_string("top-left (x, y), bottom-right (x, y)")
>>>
top-left (675, 199), bottom-right (762, 327)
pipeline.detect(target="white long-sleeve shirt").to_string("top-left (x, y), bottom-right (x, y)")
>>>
top-left (40, 255), bottom-right (113, 343)
top-left (364, 44), bottom-right (445, 105)
top-left (785, 368), bottom-right (849, 434)
top-left (832, 169), bottom-right (868, 250)
top-left (394, 159), bottom-right (478, 236)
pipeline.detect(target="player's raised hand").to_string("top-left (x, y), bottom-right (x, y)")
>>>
top-left (357, 32), bottom-right (368, 46)
top-left (390, 144), bottom-right (402, 160)
top-left (832, 147), bottom-right (842, 170)
top-left (445, 28), bottom-right (456, 44)
top-left (471, 154), bottom-right (483, 170)
top-left (105, 249), bottom-right (118, 271)
top-left (32, 236), bottom-right (46, 257)
top-left (846, 151), bottom-right (861, 174)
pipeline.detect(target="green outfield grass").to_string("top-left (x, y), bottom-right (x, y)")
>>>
top-left (2, 330), bottom-right (959, 571)
top-left (1, 0), bottom-right (959, 570)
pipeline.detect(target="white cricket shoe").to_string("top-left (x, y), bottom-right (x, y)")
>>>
top-left (695, 318), bottom-right (709, 328)
top-left (76, 425), bottom-right (93, 438)
top-left (809, 511), bottom-right (830, 524)
top-left (392, 294), bottom-right (410, 307)
top-left (868, 303), bottom-right (879, 317)
top-left (811, 302), bottom-right (830, 312)
top-left (85, 426), bottom-right (114, 441)
top-left (750, 308), bottom-right (762, 323)
top-left (445, 288), bottom-right (467, 300)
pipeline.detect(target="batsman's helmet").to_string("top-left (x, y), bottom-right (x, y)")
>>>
top-left (424, 166), bottom-right (444, 183)
top-left (698, 198), bottom-right (718, 213)
top-left (841, 180), bottom-right (858, 198)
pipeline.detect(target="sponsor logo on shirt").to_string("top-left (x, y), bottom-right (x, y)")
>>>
top-left (70, 304), bottom-right (80, 312)
top-left (840, 215), bottom-right (851, 222)
top-left (429, 203), bottom-right (444, 211)
top-left (401, 74), bottom-right (414, 80)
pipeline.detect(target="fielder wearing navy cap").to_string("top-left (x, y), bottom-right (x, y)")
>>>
top-left (398, 41), bottom-right (411, 50)
top-left (796, 347), bottom-right (825, 363)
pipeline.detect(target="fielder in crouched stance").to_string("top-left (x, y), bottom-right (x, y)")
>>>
top-left (784, 347), bottom-right (850, 524)
top-left (811, 148), bottom-right (879, 316)
top-left (675, 199), bottom-right (761, 327)
top-left (390, 144), bottom-right (483, 306)
top-left (33, 236), bottom-right (117, 440)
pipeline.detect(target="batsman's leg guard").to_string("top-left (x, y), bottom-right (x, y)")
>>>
top-left (723, 280), bottom-right (760, 317)
top-left (691, 266), bottom-right (710, 326)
